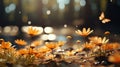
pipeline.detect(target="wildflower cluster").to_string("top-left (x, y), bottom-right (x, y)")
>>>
top-left (0, 27), bottom-right (120, 67)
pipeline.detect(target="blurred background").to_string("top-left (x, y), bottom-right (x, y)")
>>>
top-left (0, 0), bottom-right (120, 43)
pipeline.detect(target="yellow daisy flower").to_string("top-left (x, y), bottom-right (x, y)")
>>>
top-left (89, 36), bottom-right (109, 45)
top-left (75, 28), bottom-right (93, 37)
top-left (83, 42), bottom-right (95, 49)
top-left (15, 39), bottom-right (27, 46)
top-left (0, 41), bottom-right (12, 49)
top-left (27, 26), bottom-right (41, 36)
top-left (31, 40), bottom-right (42, 47)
